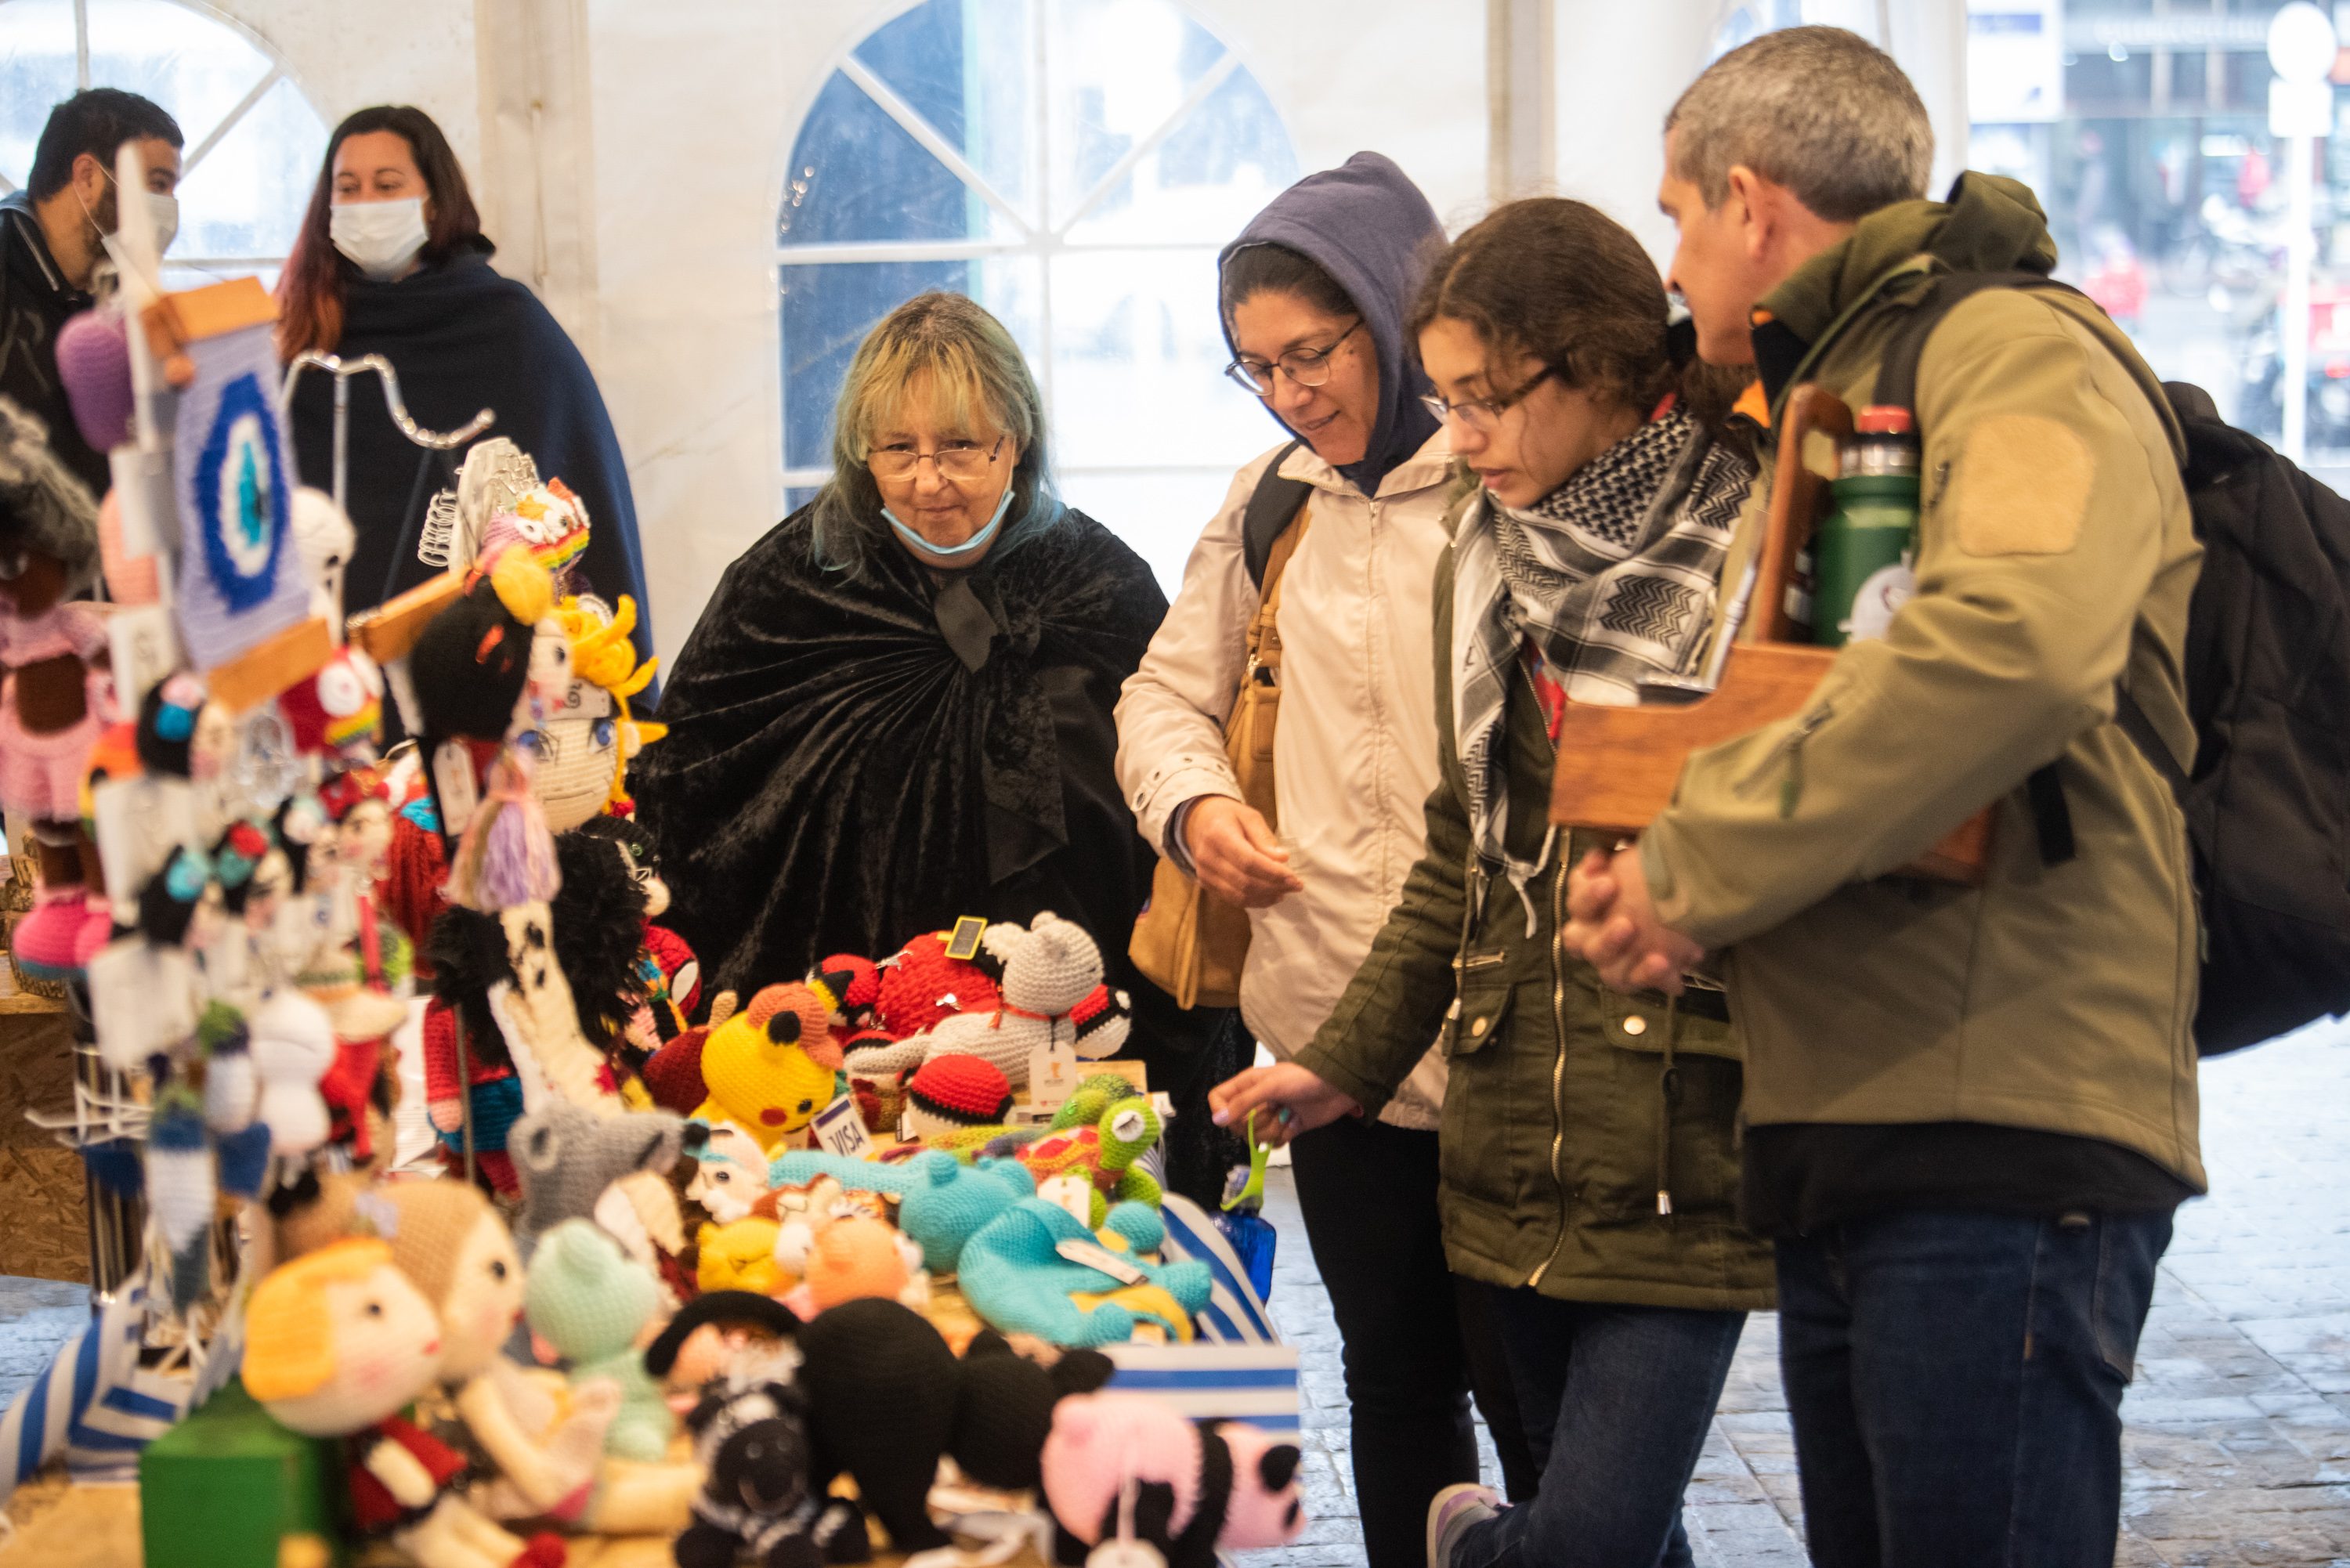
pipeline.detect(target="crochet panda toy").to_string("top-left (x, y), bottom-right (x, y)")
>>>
top-left (677, 1370), bottom-right (860, 1568)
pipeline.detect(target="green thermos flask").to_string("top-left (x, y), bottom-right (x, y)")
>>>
top-left (1814, 405), bottom-right (1922, 647)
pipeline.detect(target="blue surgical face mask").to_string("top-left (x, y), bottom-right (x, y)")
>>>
top-left (884, 483), bottom-right (1017, 564)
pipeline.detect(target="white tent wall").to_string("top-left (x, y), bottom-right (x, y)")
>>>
top-left (201, 0), bottom-right (485, 200)
top-left (572, 0), bottom-right (1490, 669)
top-left (190, 0), bottom-right (1966, 667)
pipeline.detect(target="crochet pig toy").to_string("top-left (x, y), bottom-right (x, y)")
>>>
top-left (1042, 1393), bottom-right (1304, 1568)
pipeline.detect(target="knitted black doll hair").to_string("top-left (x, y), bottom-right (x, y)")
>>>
top-left (407, 569), bottom-right (534, 740)
top-left (0, 396), bottom-right (100, 591)
top-left (551, 828), bottom-right (651, 1050)
top-left (134, 681), bottom-right (194, 777)
top-left (423, 905), bottom-right (516, 1072)
top-left (573, 812), bottom-right (656, 865)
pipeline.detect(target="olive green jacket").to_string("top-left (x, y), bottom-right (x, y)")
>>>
top-left (1292, 516), bottom-right (1775, 1311)
top-left (1642, 175), bottom-right (2207, 1190)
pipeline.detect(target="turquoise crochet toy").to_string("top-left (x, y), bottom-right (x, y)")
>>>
top-left (899, 1151), bottom-right (1035, 1274)
top-left (521, 1219), bottom-right (672, 1461)
top-left (956, 1198), bottom-right (1212, 1348)
top-left (770, 1148), bottom-right (1035, 1276)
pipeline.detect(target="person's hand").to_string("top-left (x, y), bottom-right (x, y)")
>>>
top-left (1564, 845), bottom-right (1706, 996)
top-left (1209, 1062), bottom-right (1361, 1147)
top-left (1188, 796), bottom-right (1303, 909)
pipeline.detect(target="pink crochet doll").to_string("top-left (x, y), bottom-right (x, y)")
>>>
top-left (0, 397), bottom-right (114, 977)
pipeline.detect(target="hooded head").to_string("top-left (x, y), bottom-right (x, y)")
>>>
top-left (1218, 153), bottom-right (1444, 496)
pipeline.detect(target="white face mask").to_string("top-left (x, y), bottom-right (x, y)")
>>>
top-left (330, 197), bottom-right (428, 282)
top-left (146, 191), bottom-right (178, 256)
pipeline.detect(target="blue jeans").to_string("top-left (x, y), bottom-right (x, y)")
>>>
top-left (1449, 1290), bottom-right (1745, 1568)
top-left (1777, 1207), bottom-right (2174, 1568)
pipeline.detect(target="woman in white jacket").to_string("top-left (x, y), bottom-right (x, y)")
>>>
top-left (1114, 153), bottom-right (1532, 1568)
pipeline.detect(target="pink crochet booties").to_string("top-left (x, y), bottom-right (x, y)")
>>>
top-left (12, 887), bottom-right (90, 980)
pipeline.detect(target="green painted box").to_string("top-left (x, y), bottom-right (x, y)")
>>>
top-left (137, 1378), bottom-right (345, 1567)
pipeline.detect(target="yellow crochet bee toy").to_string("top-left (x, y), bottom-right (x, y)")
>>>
top-left (693, 983), bottom-right (842, 1154)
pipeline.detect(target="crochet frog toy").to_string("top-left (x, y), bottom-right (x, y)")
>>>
top-left (522, 1219), bottom-right (673, 1463)
top-left (692, 983), bottom-right (841, 1154)
top-left (242, 1238), bottom-right (566, 1568)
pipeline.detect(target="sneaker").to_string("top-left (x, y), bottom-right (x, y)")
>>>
top-left (1426, 1482), bottom-right (1502, 1568)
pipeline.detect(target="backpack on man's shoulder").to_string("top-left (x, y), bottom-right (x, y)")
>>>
top-left (1878, 273), bottom-right (2350, 1056)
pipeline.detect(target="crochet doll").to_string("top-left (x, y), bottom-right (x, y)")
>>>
top-left (0, 397), bottom-right (114, 977)
top-left (242, 1237), bottom-right (566, 1568)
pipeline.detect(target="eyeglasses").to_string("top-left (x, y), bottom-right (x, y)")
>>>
top-left (1224, 319), bottom-right (1365, 397)
top-left (1421, 367), bottom-right (1556, 434)
top-left (868, 433), bottom-right (1007, 482)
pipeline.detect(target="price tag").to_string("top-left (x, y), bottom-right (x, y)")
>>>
top-left (1029, 1038), bottom-right (1079, 1113)
top-left (944, 916), bottom-right (987, 962)
top-left (811, 1095), bottom-right (876, 1160)
top-left (432, 740), bottom-right (479, 836)
top-left (1055, 1237), bottom-right (1148, 1284)
top-left (88, 938), bottom-right (197, 1072)
top-left (93, 775), bottom-right (193, 923)
top-left (1039, 1176), bottom-right (1098, 1227)
top-left (107, 604), bottom-right (179, 708)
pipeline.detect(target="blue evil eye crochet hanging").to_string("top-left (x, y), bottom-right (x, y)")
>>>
top-left (173, 316), bottom-right (310, 670)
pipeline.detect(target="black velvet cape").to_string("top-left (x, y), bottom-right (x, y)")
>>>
top-left (634, 506), bottom-right (1200, 1035)
top-left (286, 243), bottom-right (654, 679)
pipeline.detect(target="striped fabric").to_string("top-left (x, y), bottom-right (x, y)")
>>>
top-left (1101, 1343), bottom-right (1300, 1436)
top-left (0, 1287), bottom-right (190, 1499)
top-left (1156, 1193), bottom-right (1277, 1345)
top-left (1105, 1194), bottom-right (1299, 1434)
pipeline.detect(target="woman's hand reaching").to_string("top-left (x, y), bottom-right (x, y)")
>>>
top-left (1188, 796), bottom-right (1304, 908)
top-left (1209, 1061), bottom-right (1361, 1147)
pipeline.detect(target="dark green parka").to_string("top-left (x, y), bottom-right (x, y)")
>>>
top-left (1292, 496), bottom-right (1775, 1311)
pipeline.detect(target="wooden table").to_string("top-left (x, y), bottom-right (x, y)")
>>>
top-left (1, 1483), bottom-right (1049, 1567)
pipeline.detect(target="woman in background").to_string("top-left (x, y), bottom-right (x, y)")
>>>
top-left (1115, 153), bottom-right (1535, 1568)
top-left (278, 106), bottom-right (653, 674)
top-left (634, 291), bottom-right (1231, 1202)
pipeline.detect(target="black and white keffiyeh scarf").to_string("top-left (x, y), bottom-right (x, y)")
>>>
top-left (1452, 407), bottom-right (1753, 925)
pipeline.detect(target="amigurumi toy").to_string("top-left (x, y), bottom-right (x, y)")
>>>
top-left (902, 1053), bottom-right (1014, 1140)
top-left (956, 1198), bottom-right (1210, 1347)
top-left (1015, 1094), bottom-right (1166, 1223)
top-left (645, 1293), bottom-right (1114, 1559)
top-left (676, 1367), bottom-right (858, 1568)
top-left (772, 1147), bottom-right (1031, 1277)
top-left (693, 984), bottom-right (841, 1154)
top-left (1041, 1393), bottom-right (1305, 1568)
top-left (696, 1215), bottom-right (786, 1295)
top-left (522, 1219), bottom-right (673, 1462)
top-left (914, 913), bottom-right (1126, 1089)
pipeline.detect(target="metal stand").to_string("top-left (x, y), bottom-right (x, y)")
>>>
top-left (279, 352), bottom-right (494, 515)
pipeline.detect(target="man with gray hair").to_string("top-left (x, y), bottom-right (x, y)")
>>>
top-left (1566, 24), bottom-right (2203, 1567)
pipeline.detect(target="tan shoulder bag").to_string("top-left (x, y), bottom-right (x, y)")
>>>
top-left (1130, 505), bottom-right (1312, 1008)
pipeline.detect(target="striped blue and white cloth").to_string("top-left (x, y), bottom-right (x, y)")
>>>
top-left (1104, 1194), bottom-right (1299, 1435)
top-left (0, 1286), bottom-right (189, 1498)
top-left (1156, 1193), bottom-right (1278, 1346)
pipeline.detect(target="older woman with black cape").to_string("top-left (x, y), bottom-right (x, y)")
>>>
top-left (632, 291), bottom-right (1234, 1200)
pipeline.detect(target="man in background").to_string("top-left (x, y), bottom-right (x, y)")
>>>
top-left (1567, 25), bottom-right (2203, 1567)
top-left (2, 87), bottom-right (183, 495)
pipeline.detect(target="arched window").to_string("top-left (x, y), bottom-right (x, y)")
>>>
top-left (0, 0), bottom-right (326, 291)
top-left (779, 0), bottom-right (1299, 588)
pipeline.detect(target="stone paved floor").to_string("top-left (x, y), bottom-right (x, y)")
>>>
top-left (1250, 1017), bottom-right (2350, 1567)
